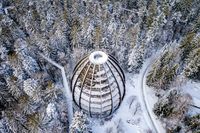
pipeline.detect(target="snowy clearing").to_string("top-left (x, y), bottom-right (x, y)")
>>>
top-left (182, 81), bottom-right (200, 115)
top-left (91, 59), bottom-right (166, 133)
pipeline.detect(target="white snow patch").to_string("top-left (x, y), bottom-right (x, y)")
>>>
top-left (182, 81), bottom-right (200, 102)
top-left (91, 73), bottom-right (153, 133)
top-left (182, 81), bottom-right (200, 115)
top-left (89, 51), bottom-right (108, 65)
top-left (46, 103), bottom-right (57, 118)
top-left (91, 57), bottom-right (167, 133)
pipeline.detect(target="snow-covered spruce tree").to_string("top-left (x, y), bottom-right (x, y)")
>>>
top-left (168, 114), bottom-right (200, 132)
top-left (184, 48), bottom-right (200, 80)
top-left (14, 38), bottom-right (40, 76)
top-left (183, 34), bottom-right (200, 80)
top-left (146, 50), bottom-right (179, 90)
top-left (145, 0), bottom-right (157, 29)
top-left (70, 18), bottom-right (81, 50)
top-left (0, 45), bottom-right (8, 60)
top-left (23, 78), bottom-right (39, 99)
top-left (153, 90), bottom-right (192, 131)
top-left (127, 45), bottom-right (144, 73)
top-left (0, 118), bottom-right (14, 133)
top-left (179, 32), bottom-right (196, 62)
top-left (178, 34), bottom-right (200, 80)
top-left (6, 77), bottom-right (23, 99)
top-left (69, 111), bottom-right (90, 133)
top-left (183, 114), bottom-right (200, 132)
top-left (0, 76), bottom-right (16, 112)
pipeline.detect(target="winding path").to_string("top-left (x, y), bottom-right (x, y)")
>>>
top-left (140, 46), bottom-right (168, 133)
top-left (141, 61), bottom-right (159, 133)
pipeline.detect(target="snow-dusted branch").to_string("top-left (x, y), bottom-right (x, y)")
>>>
top-left (189, 104), bottom-right (200, 110)
top-left (39, 53), bottom-right (73, 126)
top-left (40, 54), bottom-right (63, 70)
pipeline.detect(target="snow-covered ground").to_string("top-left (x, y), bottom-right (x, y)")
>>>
top-left (91, 47), bottom-right (200, 133)
top-left (182, 81), bottom-right (200, 115)
top-left (91, 59), bottom-right (166, 133)
top-left (91, 74), bottom-right (150, 133)
top-left (142, 60), bottom-right (166, 133)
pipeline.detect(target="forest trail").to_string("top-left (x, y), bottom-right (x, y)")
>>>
top-left (141, 62), bottom-right (159, 133)
top-left (140, 46), bottom-right (168, 133)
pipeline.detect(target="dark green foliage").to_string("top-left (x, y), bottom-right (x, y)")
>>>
top-left (125, 0), bottom-right (138, 9)
top-left (173, 0), bottom-right (193, 18)
top-left (154, 102), bottom-right (174, 118)
top-left (179, 32), bottom-right (196, 62)
top-left (154, 90), bottom-right (176, 118)
top-left (185, 48), bottom-right (200, 80)
top-left (1, 27), bottom-right (11, 37)
top-left (0, 77), bottom-right (16, 111)
top-left (146, 51), bottom-right (179, 90)
top-left (145, 0), bottom-right (157, 28)
top-left (153, 90), bottom-right (191, 119)
top-left (184, 114), bottom-right (200, 132)
top-left (180, 34), bottom-right (200, 80)
top-left (194, 18), bottom-right (200, 32)
top-left (174, 0), bottom-right (193, 12)
top-left (161, 0), bottom-right (170, 18)
top-left (167, 126), bottom-right (182, 133)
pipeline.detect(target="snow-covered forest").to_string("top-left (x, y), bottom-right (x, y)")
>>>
top-left (0, 0), bottom-right (199, 132)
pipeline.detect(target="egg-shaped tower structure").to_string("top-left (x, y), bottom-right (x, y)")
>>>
top-left (71, 51), bottom-right (125, 118)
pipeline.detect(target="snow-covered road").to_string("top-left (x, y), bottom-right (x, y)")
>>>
top-left (141, 62), bottom-right (159, 133)
top-left (140, 46), bottom-right (168, 133)
top-left (140, 59), bottom-right (166, 133)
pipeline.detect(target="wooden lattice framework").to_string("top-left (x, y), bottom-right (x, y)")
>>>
top-left (71, 51), bottom-right (125, 118)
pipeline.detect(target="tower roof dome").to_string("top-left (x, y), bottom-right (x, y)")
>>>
top-left (71, 51), bottom-right (125, 118)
